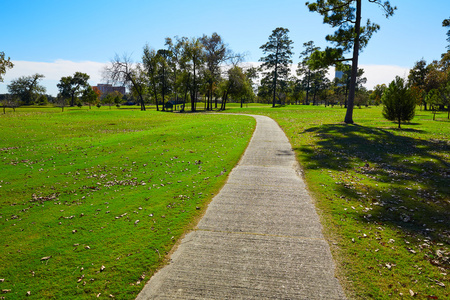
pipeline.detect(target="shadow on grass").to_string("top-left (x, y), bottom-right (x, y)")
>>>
top-left (297, 123), bottom-right (450, 261)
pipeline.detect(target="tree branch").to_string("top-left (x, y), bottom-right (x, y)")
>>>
top-left (368, 0), bottom-right (396, 17)
top-left (308, 0), bottom-right (353, 14)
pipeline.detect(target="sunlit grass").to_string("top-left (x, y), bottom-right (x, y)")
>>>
top-left (223, 104), bottom-right (449, 299)
top-left (0, 107), bottom-right (255, 299)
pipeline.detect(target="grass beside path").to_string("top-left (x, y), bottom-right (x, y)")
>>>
top-left (224, 104), bottom-right (450, 299)
top-left (0, 107), bottom-right (255, 299)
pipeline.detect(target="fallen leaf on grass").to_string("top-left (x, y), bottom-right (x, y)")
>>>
top-left (385, 263), bottom-right (396, 270)
top-left (435, 280), bottom-right (445, 287)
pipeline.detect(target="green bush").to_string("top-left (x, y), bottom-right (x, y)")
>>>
top-left (381, 76), bottom-right (415, 128)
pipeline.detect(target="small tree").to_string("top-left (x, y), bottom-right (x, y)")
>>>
top-left (426, 89), bottom-right (442, 120)
top-left (112, 91), bottom-right (123, 107)
top-left (56, 94), bottom-right (68, 112)
top-left (382, 76), bottom-right (415, 128)
top-left (81, 87), bottom-right (98, 109)
top-left (370, 84), bottom-right (386, 106)
top-left (1, 94), bottom-right (18, 113)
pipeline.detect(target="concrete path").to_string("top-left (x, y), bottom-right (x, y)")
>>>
top-left (137, 115), bottom-right (346, 299)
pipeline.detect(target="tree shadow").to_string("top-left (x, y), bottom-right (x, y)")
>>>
top-left (297, 123), bottom-right (450, 251)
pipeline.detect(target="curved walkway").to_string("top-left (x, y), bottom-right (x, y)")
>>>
top-left (137, 115), bottom-right (346, 299)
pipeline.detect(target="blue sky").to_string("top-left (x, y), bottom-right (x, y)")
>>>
top-left (1, 0), bottom-right (449, 95)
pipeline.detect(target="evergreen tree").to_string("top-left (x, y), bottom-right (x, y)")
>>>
top-left (259, 27), bottom-right (294, 108)
top-left (297, 41), bottom-right (320, 105)
top-left (443, 17), bottom-right (450, 50)
top-left (382, 76), bottom-right (415, 128)
top-left (306, 0), bottom-right (396, 123)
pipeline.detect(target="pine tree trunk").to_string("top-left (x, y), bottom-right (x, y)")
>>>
top-left (272, 63), bottom-right (278, 108)
top-left (272, 43), bottom-right (280, 108)
top-left (344, 0), bottom-right (361, 124)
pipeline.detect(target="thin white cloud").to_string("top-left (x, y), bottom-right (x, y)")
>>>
top-left (0, 60), bottom-right (108, 96)
top-left (359, 64), bottom-right (410, 89)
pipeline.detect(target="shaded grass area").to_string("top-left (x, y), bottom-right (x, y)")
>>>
top-left (0, 107), bottom-right (255, 299)
top-left (224, 105), bottom-right (449, 299)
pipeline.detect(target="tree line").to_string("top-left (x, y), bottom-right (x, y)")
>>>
top-left (0, 30), bottom-right (372, 113)
top-left (1, 1), bottom-right (449, 126)
top-left (0, 1), bottom-right (398, 124)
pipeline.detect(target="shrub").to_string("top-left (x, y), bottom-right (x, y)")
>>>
top-left (382, 76), bottom-right (415, 128)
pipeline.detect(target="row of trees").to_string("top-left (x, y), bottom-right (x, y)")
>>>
top-left (0, 0), bottom-right (398, 124)
top-left (407, 52), bottom-right (450, 118)
top-left (103, 33), bottom-right (256, 112)
top-left (1, 0), bottom-right (399, 123)
top-left (102, 28), bottom-right (374, 112)
top-left (2, 0), bottom-right (449, 125)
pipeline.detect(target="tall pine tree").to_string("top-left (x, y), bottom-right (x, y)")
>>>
top-left (259, 27), bottom-right (294, 108)
top-left (306, 0), bottom-right (396, 123)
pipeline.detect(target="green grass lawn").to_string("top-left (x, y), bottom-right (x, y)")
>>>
top-left (1, 104), bottom-right (448, 299)
top-left (0, 107), bottom-right (255, 299)
top-left (223, 104), bottom-right (449, 299)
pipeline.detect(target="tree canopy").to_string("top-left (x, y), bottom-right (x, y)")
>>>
top-left (7, 73), bottom-right (46, 105)
top-left (57, 72), bottom-right (90, 107)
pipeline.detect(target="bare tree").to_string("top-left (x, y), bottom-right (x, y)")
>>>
top-left (103, 54), bottom-right (146, 111)
top-left (1, 94), bottom-right (19, 113)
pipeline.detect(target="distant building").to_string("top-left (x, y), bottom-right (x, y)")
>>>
top-left (335, 70), bottom-right (344, 87)
top-left (93, 84), bottom-right (126, 96)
